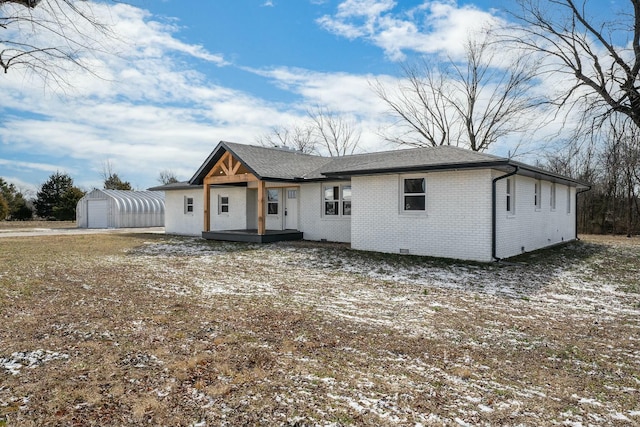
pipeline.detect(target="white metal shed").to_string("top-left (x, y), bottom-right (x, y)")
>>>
top-left (76, 189), bottom-right (165, 228)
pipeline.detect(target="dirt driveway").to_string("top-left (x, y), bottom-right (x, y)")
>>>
top-left (0, 225), bottom-right (164, 238)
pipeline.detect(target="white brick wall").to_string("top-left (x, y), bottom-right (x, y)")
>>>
top-left (210, 186), bottom-right (247, 231)
top-left (299, 182), bottom-right (351, 243)
top-left (164, 189), bottom-right (203, 236)
top-left (495, 174), bottom-right (575, 259)
top-left (351, 170), bottom-right (494, 261)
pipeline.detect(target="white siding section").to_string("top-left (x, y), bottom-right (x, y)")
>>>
top-left (351, 170), bottom-right (494, 262)
top-left (495, 174), bottom-right (575, 259)
top-left (299, 182), bottom-right (351, 243)
top-left (164, 189), bottom-right (203, 236)
top-left (210, 186), bottom-right (247, 231)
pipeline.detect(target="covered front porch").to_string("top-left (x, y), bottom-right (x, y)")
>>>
top-left (201, 148), bottom-right (302, 243)
top-left (202, 229), bottom-right (303, 243)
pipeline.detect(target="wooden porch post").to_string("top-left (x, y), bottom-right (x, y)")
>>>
top-left (203, 182), bottom-right (210, 232)
top-left (257, 180), bottom-right (266, 235)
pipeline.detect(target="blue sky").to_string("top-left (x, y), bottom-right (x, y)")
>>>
top-left (0, 0), bottom-right (623, 194)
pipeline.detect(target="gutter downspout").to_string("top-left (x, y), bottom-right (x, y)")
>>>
top-left (575, 185), bottom-right (592, 240)
top-left (492, 165), bottom-right (519, 262)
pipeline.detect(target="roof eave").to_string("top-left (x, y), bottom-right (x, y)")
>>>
top-left (321, 160), bottom-right (511, 178)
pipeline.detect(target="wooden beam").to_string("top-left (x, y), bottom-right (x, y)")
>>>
top-left (257, 180), bottom-right (266, 235)
top-left (205, 173), bottom-right (258, 185)
top-left (231, 158), bottom-right (243, 175)
top-left (203, 183), bottom-right (210, 232)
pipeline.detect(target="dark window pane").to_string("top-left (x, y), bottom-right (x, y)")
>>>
top-left (404, 195), bottom-right (425, 211)
top-left (220, 197), bottom-right (228, 204)
top-left (325, 201), bottom-right (338, 215)
top-left (187, 205), bottom-right (194, 213)
top-left (268, 202), bottom-right (278, 215)
top-left (404, 178), bottom-right (425, 194)
top-left (343, 201), bottom-right (351, 216)
top-left (221, 205), bottom-right (229, 213)
top-left (267, 189), bottom-right (278, 202)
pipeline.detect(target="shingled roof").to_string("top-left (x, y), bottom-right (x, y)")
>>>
top-left (315, 145), bottom-right (508, 178)
top-left (189, 141), bottom-right (333, 184)
top-left (149, 141), bottom-right (588, 190)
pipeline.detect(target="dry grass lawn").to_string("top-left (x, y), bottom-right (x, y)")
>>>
top-left (0, 233), bottom-right (639, 426)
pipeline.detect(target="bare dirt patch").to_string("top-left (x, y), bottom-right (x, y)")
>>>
top-left (1, 234), bottom-right (638, 426)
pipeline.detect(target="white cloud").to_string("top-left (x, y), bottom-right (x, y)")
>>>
top-left (317, 0), bottom-right (501, 60)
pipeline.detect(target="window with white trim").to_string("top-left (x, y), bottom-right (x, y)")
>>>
top-left (550, 182), bottom-right (556, 211)
top-left (506, 177), bottom-right (515, 215)
top-left (567, 186), bottom-right (571, 214)
top-left (267, 189), bottom-right (279, 215)
top-left (218, 195), bottom-right (229, 214)
top-left (534, 180), bottom-right (542, 210)
top-left (342, 185), bottom-right (351, 216)
top-left (403, 177), bottom-right (426, 211)
top-left (184, 196), bottom-right (194, 214)
top-left (323, 185), bottom-right (351, 216)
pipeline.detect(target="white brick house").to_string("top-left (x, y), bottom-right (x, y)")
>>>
top-left (151, 141), bottom-right (589, 262)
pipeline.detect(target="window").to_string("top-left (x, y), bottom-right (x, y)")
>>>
top-left (534, 180), bottom-right (541, 210)
top-left (342, 186), bottom-right (351, 216)
top-left (506, 177), bottom-right (515, 215)
top-left (403, 178), bottom-right (425, 211)
top-left (218, 195), bottom-right (229, 214)
top-left (567, 186), bottom-right (571, 214)
top-left (323, 185), bottom-right (351, 216)
top-left (267, 189), bottom-right (279, 215)
top-left (550, 182), bottom-right (556, 211)
top-left (324, 186), bottom-right (339, 216)
top-left (184, 196), bottom-right (194, 214)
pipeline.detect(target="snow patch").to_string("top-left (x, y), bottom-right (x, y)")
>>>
top-left (0, 350), bottom-right (69, 375)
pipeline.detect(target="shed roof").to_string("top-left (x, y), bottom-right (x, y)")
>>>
top-left (84, 189), bottom-right (165, 213)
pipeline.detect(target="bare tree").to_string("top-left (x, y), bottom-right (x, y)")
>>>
top-left (372, 63), bottom-right (456, 147)
top-left (101, 160), bottom-right (131, 190)
top-left (257, 107), bottom-right (362, 157)
top-left (507, 0), bottom-right (640, 129)
top-left (373, 34), bottom-right (542, 152)
top-left (157, 170), bottom-right (179, 185)
top-left (256, 123), bottom-right (317, 154)
top-left (307, 105), bottom-right (361, 157)
top-left (1, 0), bottom-right (113, 84)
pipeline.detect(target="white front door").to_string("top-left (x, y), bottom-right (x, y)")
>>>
top-left (284, 188), bottom-right (298, 230)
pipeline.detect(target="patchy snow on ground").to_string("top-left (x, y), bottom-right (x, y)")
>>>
top-left (120, 237), bottom-right (640, 426)
top-left (0, 350), bottom-right (69, 375)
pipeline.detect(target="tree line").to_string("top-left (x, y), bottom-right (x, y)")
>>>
top-left (0, 167), bottom-right (178, 221)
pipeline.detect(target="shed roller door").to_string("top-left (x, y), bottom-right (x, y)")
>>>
top-left (88, 199), bottom-right (108, 228)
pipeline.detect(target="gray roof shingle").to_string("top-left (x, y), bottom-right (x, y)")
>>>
top-left (190, 141), bottom-right (332, 184)
top-left (173, 141), bottom-right (588, 189)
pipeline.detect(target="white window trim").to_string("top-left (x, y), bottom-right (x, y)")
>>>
top-left (567, 186), bottom-right (572, 214)
top-left (506, 177), bottom-right (516, 217)
top-left (322, 184), bottom-right (351, 218)
top-left (184, 196), bottom-right (194, 215)
top-left (218, 195), bottom-right (229, 215)
top-left (399, 175), bottom-right (427, 216)
top-left (267, 189), bottom-right (279, 216)
top-left (550, 182), bottom-right (557, 211)
top-left (534, 179), bottom-right (542, 211)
